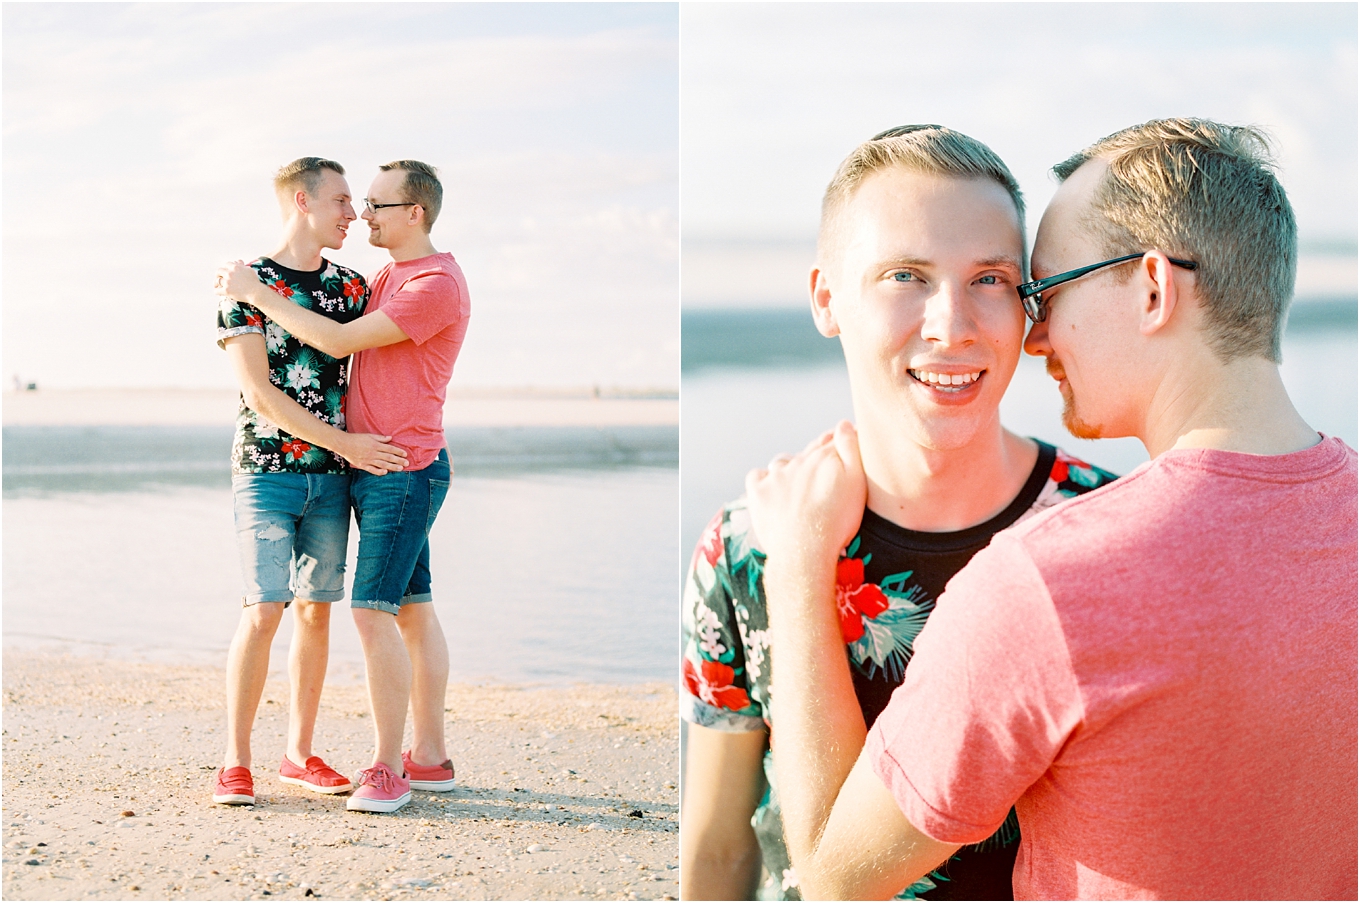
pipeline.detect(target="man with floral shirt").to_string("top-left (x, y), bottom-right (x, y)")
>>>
top-left (218, 160), bottom-right (471, 815)
top-left (680, 126), bottom-right (1116, 900)
top-left (213, 157), bottom-right (410, 807)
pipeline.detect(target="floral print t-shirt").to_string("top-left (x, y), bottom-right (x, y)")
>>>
top-left (681, 441), bottom-right (1118, 900)
top-left (216, 257), bottom-right (368, 474)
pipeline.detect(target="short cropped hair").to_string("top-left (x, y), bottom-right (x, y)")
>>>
top-left (1053, 118), bottom-right (1296, 363)
top-left (273, 157), bottom-right (345, 199)
top-left (819, 125), bottom-right (1026, 270)
top-left (380, 160), bottom-right (443, 232)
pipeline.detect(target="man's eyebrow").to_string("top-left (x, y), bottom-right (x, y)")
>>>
top-left (975, 255), bottom-right (1023, 271)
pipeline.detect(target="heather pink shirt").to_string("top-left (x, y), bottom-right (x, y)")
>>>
top-left (867, 436), bottom-right (1358, 900)
top-left (348, 252), bottom-right (470, 471)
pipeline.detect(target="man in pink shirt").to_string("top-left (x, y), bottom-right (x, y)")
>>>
top-left (745, 119), bottom-right (1357, 899)
top-left (219, 160), bottom-right (471, 814)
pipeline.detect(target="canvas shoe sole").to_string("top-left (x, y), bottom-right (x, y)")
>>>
top-left (345, 788), bottom-right (411, 813)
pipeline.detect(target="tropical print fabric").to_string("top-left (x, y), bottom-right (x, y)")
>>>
top-left (681, 441), bottom-right (1118, 900)
top-left (216, 258), bottom-right (368, 474)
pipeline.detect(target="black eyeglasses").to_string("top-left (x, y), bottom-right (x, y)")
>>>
top-left (1016, 253), bottom-right (1198, 323)
top-left (871, 124), bottom-right (944, 141)
top-left (363, 199), bottom-right (418, 214)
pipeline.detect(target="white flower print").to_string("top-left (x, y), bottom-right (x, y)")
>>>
top-left (265, 321), bottom-right (289, 353)
top-left (697, 607), bottom-right (727, 659)
top-left (252, 413), bottom-right (280, 440)
top-left (285, 361), bottom-right (320, 392)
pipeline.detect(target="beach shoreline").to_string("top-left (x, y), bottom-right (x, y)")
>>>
top-left (1, 650), bottom-right (678, 901)
top-left (1, 388), bottom-right (678, 429)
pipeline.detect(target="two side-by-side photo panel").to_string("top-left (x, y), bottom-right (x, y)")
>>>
top-left (2, 3), bottom-right (1355, 902)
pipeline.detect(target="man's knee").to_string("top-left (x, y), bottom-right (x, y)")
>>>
top-left (352, 606), bottom-right (397, 641)
top-left (242, 601), bottom-right (286, 633)
top-left (292, 600), bottom-right (332, 630)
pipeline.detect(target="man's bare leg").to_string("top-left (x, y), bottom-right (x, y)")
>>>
top-left (285, 600), bottom-right (330, 765)
top-left (396, 602), bottom-right (450, 766)
top-left (352, 607), bottom-right (410, 773)
top-left (223, 602), bottom-right (285, 769)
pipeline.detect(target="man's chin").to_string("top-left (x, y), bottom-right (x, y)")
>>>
top-left (1061, 398), bottom-right (1103, 440)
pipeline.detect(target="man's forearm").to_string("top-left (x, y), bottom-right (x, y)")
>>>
top-left (242, 381), bottom-right (353, 459)
top-left (241, 283), bottom-right (350, 359)
top-left (764, 554), bottom-right (869, 897)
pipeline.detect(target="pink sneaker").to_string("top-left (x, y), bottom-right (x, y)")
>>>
top-left (402, 750), bottom-right (456, 791)
top-left (345, 763), bottom-right (411, 813)
top-left (279, 756), bottom-right (353, 794)
top-left (213, 766), bottom-right (255, 805)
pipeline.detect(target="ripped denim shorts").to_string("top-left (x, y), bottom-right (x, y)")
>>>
top-left (231, 472), bottom-right (352, 606)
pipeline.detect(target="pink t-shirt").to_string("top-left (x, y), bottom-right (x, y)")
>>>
top-left (348, 252), bottom-right (470, 471)
top-left (867, 436), bottom-right (1358, 900)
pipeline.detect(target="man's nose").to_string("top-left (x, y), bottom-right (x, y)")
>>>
top-left (1023, 316), bottom-right (1051, 357)
top-left (920, 281), bottom-right (975, 345)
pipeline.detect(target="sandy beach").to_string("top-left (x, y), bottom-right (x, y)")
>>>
top-left (2, 651), bottom-right (678, 901)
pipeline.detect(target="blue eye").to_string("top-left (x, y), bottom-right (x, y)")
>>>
top-left (977, 275), bottom-right (998, 285)
top-left (892, 272), bottom-right (917, 283)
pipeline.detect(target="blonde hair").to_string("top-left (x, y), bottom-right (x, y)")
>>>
top-left (1053, 118), bottom-right (1296, 363)
top-left (380, 160), bottom-right (442, 232)
top-left (819, 125), bottom-right (1025, 267)
top-left (273, 157), bottom-right (345, 199)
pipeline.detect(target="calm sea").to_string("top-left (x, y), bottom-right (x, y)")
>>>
top-left (680, 300), bottom-right (1359, 569)
top-left (3, 425), bottom-right (678, 685)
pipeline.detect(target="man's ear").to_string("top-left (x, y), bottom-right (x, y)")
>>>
top-left (810, 266), bottom-right (840, 338)
top-left (1137, 250), bottom-right (1179, 337)
top-left (293, 190), bottom-right (311, 215)
top-left (407, 205), bottom-right (425, 230)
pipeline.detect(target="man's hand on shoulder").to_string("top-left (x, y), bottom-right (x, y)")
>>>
top-left (745, 420), bottom-right (867, 569)
top-left (336, 433), bottom-right (409, 476)
top-left (215, 260), bottom-right (272, 310)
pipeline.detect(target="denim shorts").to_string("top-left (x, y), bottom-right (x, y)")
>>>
top-left (350, 449), bottom-right (450, 615)
top-left (231, 472), bottom-right (352, 606)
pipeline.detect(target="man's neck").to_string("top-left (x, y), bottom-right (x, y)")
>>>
top-left (1144, 353), bottom-right (1318, 458)
top-left (387, 233), bottom-right (439, 263)
top-left (270, 225), bottom-right (326, 271)
top-left (857, 416), bottom-right (1038, 533)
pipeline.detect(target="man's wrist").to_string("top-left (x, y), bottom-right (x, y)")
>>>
top-left (763, 554), bottom-right (838, 614)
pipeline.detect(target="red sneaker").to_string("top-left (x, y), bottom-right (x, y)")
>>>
top-left (213, 766), bottom-right (255, 805)
top-left (279, 756), bottom-right (353, 794)
top-left (402, 750), bottom-right (456, 791)
top-left (345, 763), bottom-right (411, 813)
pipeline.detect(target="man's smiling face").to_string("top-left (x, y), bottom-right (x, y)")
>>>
top-left (821, 166), bottom-right (1027, 452)
top-left (304, 169), bottom-right (356, 251)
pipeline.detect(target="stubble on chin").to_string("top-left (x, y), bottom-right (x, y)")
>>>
top-left (1059, 384), bottom-right (1103, 440)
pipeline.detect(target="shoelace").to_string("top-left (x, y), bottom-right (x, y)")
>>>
top-left (356, 766), bottom-right (394, 793)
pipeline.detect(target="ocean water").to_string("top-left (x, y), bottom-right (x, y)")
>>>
top-left (680, 303), bottom-right (1359, 567)
top-left (3, 425), bottom-right (678, 686)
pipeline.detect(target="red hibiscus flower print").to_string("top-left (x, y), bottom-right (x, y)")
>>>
top-left (1051, 449), bottom-right (1096, 484)
top-left (692, 510), bottom-right (724, 570)
top-left (835, 557), bottom-right (889, 643)
top-left (683, 658), bottom-right (752, 712)
top-left (270, 280), bottom-right (295, 298)
top-left (244, 310), bottom-right (264, 329)
top-left (343, 278), bottom-right (364, 300)
top-left (281, 439), bottom-right (311, 461)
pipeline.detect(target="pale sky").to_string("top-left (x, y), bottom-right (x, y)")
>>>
top-left (681, 2), bottom-right (1357, 306)
top-left (3, 2), bottom-right (679, 390)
